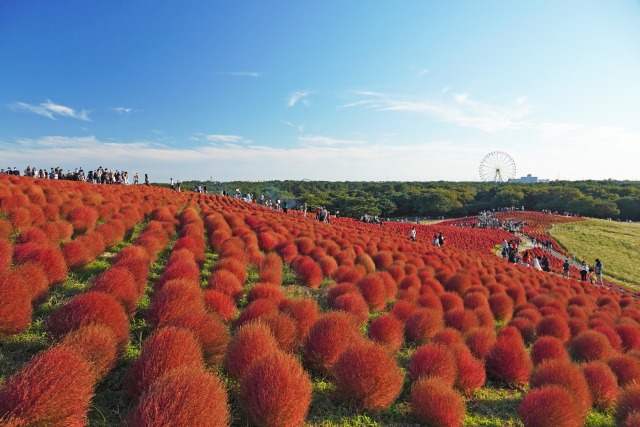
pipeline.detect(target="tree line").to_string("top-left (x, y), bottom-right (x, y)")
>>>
top-left (174, 180), bottom-right (640, 221)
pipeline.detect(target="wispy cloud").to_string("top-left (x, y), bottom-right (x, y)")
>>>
top-left (298, 134), bottom-right (367, 146)
top-left (110, 107), bottom-right (138, 115)
top-left (282, 121), bottom-right (305, 132)
top-left (205, 134), bottom-right (245, 143)
top-left (340, 90), bottom-right (533, 132)
top-left (287, 91), bottom-right (310, 107)
top-left (10, 100), bottom-right (90, 121)
top-left (228, 71), bottom-right (262, 77)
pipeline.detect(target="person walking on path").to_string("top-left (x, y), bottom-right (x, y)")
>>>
top-left (563, 259), bottom-right (570, 278)
top-left (594, 259), bottom-right (604, 286)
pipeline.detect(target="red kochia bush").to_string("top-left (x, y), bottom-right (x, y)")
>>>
top-left (246, 283), bottom-right (284, 304)
top-left (60, 324), bottom-right (118, 380)
top-left (279, 297), bottom-right (320, 341)
top-left (530, 336), bottom-right (570, 366)
top-left (529, 359), bottom-right (592, 416)
top-left (581, 361), bottom-right (619, 411)
top-left (465, 327), bottom-right (497, 359)
top-left (410, 376), bottom-right (466, 427)
top-left (47, 291), bottom-right (130, 351)
top-left (405, 308), bottom-right (444, 344)
top-left (368, 314), bottom-right (405, 351)
top-left (13, 243), bottom-right (68, 286)
top-left (614, 324), bottom-right (640, 352)
top-left (0, 239), bottom-right (12, 271)
top-left (569, 330), bottom-right (615, 362)
top-left (66, 206), bottom-right (98, 233)
top-left (332, 341), bottom-right (404, 412)
top-left (444, 308), bottom-right (479, 333)
top-left (166, 312), bottom-right (231, 368)
top-left (224, 321), bottom-right (280, 381)
top-left (239, 351), bottom-right (312, 427)
top-left (389, 300), bottom-right (419, 322)
top-left (485, 329), bottom-right (532, 387)
top-left (234, 299), bottom-right (278, 328)
top-left (129, 366), bottom-right (230, 427)
top-left (452, 344), bottom-right (486, 396)
top-left (303, 311), bottom-right (362, 375)
top-left (260, 312), bottom-right (301, 352)
top-left (0, 346), bottom-right (95, 427)
top-left (0, 271), bottom-right (32, 337)
top-left (518, 385), bottom-right (583, 427)
top-left (615, 383), bottom-right (640, 424)
top-left (408, 342), bottom-right (458, 386)
top-left (488, 293), bottom-right (514, 322)
top-left (146, 280), bottom-right (206, 328)
top-left (608, 354), bottom-right (640, 387)
top-left (203, 289), bottom-right (238, 322)
top-left (126, 327), bottom-right (204, 398)
top-left (292, 256), bottom-right (324, 289)
top-left (90, 267), bottom-right (139, 316)
top-left (535, 315), bottom-right (571, 343)
top-left (331, 292), bottom-right (370, 325)
top-left (12, 262), bottom-right (49, 303)
top-left (260, 252), bottom-right (283, 285)
top-left (208, 268), bottom-right (244, 301)
top-left (356, 274), bottom-right (387, 310)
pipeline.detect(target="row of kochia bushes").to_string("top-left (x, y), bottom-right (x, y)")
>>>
top-left (3, 177), bottom-right (640, 425)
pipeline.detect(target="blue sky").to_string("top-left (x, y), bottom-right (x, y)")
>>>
top-left (2, 1), bottom-right (639, 182)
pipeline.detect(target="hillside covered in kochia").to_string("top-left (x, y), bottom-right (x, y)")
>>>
top-left (179, 180), bottom-right (640, 221)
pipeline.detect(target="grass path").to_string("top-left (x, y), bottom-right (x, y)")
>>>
top-left (548, 219), bottom-right (640, 289)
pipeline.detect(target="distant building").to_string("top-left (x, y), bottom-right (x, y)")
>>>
top-left (508, 174), bottom-right (550, 183)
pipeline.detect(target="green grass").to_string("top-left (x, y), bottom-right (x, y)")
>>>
top-left (549, 218), bottom-right (640, 289)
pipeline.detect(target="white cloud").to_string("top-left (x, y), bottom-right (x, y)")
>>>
top-left (287, 91), bottom-right (310, 107)
top-left (111, 107), bottom-right (137, 114)
top-left (9, 100), bottom-right (90, 121)
top-left (298, 134), bottom-right (367, 146)
top-left (205, 134), bottom-right (245, 143)
top-left (341, 91), bottom-right (533, 132)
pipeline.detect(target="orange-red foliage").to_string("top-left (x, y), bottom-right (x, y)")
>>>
top-left (224, 321), bottom-right (280, 381)
top-left (410, 376), bottom-right (466, 427)
top-left (615, 383), bottom-right (640, 424)
top-left (0, 271), bottom-right (32, 337)
top-left (60, 324), bottom-right (118, 379)
top-left (47, 291), bottom-right (130, 350)
top-left (368, 314), bottom-right (405, 351)
top-left (581, 361), bottom-right (619, 411)
top-left (203, 289), bottom-right (238, 322)
top-left (608, 354), bottom-right (640, 387)
top-left (128, 366), bottom-right (230, 427)
top-left (167, 312), bottom-right (231, 368)
top-left (13, 243), bottom-right (68, 286)
top-left (529, 359), bottom-right (592, 416)
top-left (0, 346), bottom-right (95, 427)
top-left (331, 292), bottom-right (370, 325)
top-left (146, 280), bottom-right (206, 328)
top-left (91, 267), bottom-right (139, 316)
top-left (278, 297), bottom-right (320, 341)
top-left (239, 351), bottom-right (312, 427)
top-left (530, 336), bottom-right (570, 365)
top-left (126, 327), bottom-right (204, 398)
top-left (408, 342), bottom-right (457, 386)
top-left (405, 308), bottom-right (444, 344)
top-left (518, 385), bottom-right (583, 427)
top-left (332, 341), bottom-right (404, 412)
top-left (208, 268), bottom-right (244, 301)
top-left (485, 329), bottom-right (532, 387)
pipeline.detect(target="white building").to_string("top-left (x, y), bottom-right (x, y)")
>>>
top-left (508, 174), bottom-right (550, 183)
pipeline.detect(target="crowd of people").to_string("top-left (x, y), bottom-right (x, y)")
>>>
top-left (2, 165), bottom-right (150, 185)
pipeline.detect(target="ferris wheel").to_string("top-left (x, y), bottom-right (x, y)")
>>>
top-left (479, 151), bottom-right (517, 182)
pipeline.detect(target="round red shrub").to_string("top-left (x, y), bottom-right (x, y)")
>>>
top-left (452, 344), bottom-right (486, 396)
top-left (13, 243), bottom-right (67, 286)
top-left (126, 327), bottom-right (204, 398)
top-left (203, 289), bottom-right (238, 322)
top-left (530, 336), bottom-right (570, 366)
top-left (608, 354), bottom-right (640, 387)
top-left (0, 239), bottom-right (12, 271)
top-left (488, 293), bottom-right (514, 322)
top-left (518, 385), bottom-right (583, 427)
top-left (260, 312), bottom-right (300, 352)
top-left (508, 317), bottom-right (536, 344)
top-left (224, 321), bottom-right (280, 380)
top-left (432, 327), bottom-right (464, 347)
top-left (60, 324), bottom-right (118, 379)
top-left (215, 257), bottom-right (248, 284)
top-left (47, 291), bottom-right (130, 350)
top-left (405, 308), bottom-right (444, 344)
top-left (485, 332), bottom-right (532, 387)
top-left (292, 256), bottom-right (323, 289)
top-left (408, 342), bottom-right (458, 386)
top-left (129, 365), bottom-right (230, 427)
top-left (278, 297), bottom-right (320, 341)
top-left (239, 351), bottom-right (312, 427)
top-left (368, 314), bottom-right (404, 351)
top-left (156, 259), bottom-right (201, 289)
top-left (440, 292), bottom-right (464, 312)
top-left (390, 300), bottom-right (418, 322)
top-left (410, 376), bottom-right (466, 427)
top-left (146, 280), bottom-right (206, 328)
top-left (615, 324), bottom-right (640, 352)
top-left (0, 345), bottom-right (95, 427)
top-left (624, 412), bottom-right (640, 427)
top-left (234, 299), bottom-right (278, 328)
top-left (529, 359), bottom-right (592, 416)
top-left (582, 361), bottom-right (619, 411)
top-left (246, 283), bottom-right (284, 304)
top-left (90, 267), bottom-right (139, 316)
top-left (331, 292), bottom-right (370, 325)
top-left (444, 308), bottom-right (479, 333)
top-left (463, 292), bottom-right (489, 310)
top-left (465, 327), bottom-right (497, 360)
top-left (356, 274), bottom-right (387, 311)
top-left (594, 325), bottom-right (623, 352)
top-left (615, 383), bottom-right (640, 424)
top-left (302, 311), bottom-right (362, 375)
top-left (166, 312), bottom-right (231, 368)
top-left (332, 341), bottom-right (404, 412)
top-left (0, 271), bottom-right (32, 337)
top-left (373, 250), bottom-right (394, 269)
top-left (11, 262), bottom-right (48, 303)
top-left (535, 315), bottom-right (571, 343)
top-left (208, 268), bottom-right (244, 301)
top-left (569, 330), bottom-right (615, 362)
top-left (326, 282), bottom-right (359, 306)
top-left (67, 206), bottom-right (98, 233)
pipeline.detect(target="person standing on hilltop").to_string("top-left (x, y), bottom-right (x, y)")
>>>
top-left (410, 227), bottom-right (417, 242)
top-left (580, 260), bottom-right (589, 281)
top-left (594, 259), bottom-right (603, 286)
top-left (563, 259), bottom-right (570, 277)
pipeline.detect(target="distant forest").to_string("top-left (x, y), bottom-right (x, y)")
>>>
top-left (170, 180), bottom-right (640, 221)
